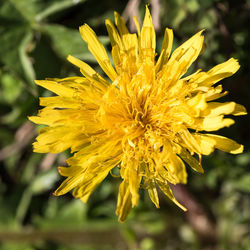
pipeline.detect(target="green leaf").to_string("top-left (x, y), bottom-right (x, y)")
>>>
top-left (19, 31), bottom-right (37, 94)
top-left (6, 0), bottom-right (86, 25)
top-left (0, 0), bottom-right (28, 23)
top-left (7, 0), bottom-right (40, 23)
top-left (0, 1), bottom-right (37, 94)
top-left (234, 175), bottom-right (250, 193)
top-left (35, 0), bottom-right (87, 22)
top-left (30, 168), bottom-right (59, 194)
top-left (171, 8), bottom-right (186, 29)
top-left (0, 243), bottom-right (34, 250)
top-left (0, 23), bottom-right (30, 78)
top-left (186, 0), bottom-right (199, 13)
top-left (34, 199), bottom-right (88, 230)
top-left (0, 73), bottom-right (23, 103)
top-left (43, 24), bottom-right (109, 62)
top-left (1, 94), bottom-right (37, 126)
top-left (15, 168), bottom-right (59, 223)
top-left (21, 154), bottom-right (44, 184)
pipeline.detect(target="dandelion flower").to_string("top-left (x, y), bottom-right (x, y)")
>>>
top-left (29, 6), bottom-right (247, 222)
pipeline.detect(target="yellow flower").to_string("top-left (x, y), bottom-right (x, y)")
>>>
top-left (29, 6), bottom-right (247, 222)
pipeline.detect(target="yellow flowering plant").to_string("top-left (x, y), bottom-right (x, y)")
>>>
top-left (29, 6), bottom-right (247, 222)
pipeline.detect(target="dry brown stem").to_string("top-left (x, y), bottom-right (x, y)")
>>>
top-left (122, 0), bottom-right (141, 32)
top-left (40, 153), bottom-right (58, 171)
top-left (151, 0), bottom-right (161, 31)
top-left (171, 184), bottom-right (217, 243)
top-left (0, 121), bottom-right (35, 161)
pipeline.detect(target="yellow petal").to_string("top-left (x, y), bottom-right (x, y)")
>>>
top-left (110, 45), bottom-right (122, 73)
top-left (147, 180), bottom-right (160, 208)
top-left (166, 30), bottom-right (204, 78)
top-left (167, 154), bottom-right (187, 184)
top-left (116, 180), bottom-right (132, 222)
top-left (58, 165), bottom-right (81, 177)
top-left (29, 106), bottom-right (97, 127)
top-left (202, 101), bottom-right (246, 117)
top-left (195, 58), bottom-right (240, 87)
top-left (208, 58), bottom-right (240, 75)
top-left (194, 115), bottom-right (235, 131)
top-left (161, 28), bottom-right (173, 58)
top-left (67, 55), bottom-right (109, 91)
top-left (109, 14), bottom-right (139, 60)
top-left (205, 58), bottom-right (240, 85)
top-left (73, 163), bottom-right (116, 201)
top-left (202, 134), bottom-right (244, 154)
top-left (64, 156), bottom-right (120, 202)
top-left (202, 102), bottom-right (236, 117)
top-left (179, 148), bottom-right (204, 173)
top-left (34, 80), bottom-right (75, 98)
top-left (31, 126), bottom-right (74, 153)
top-left (160, 141), bottom-right (187, 183)
top-left (127, 164), bottom-right (141, 207)
top-left (205, 85), bottom-right (228, 101)
top-left (179, 129), bottom-right (201, 154)
top-left (140, 5), bottom-right (156, 61)
top-left (232, 103), bottom-right (247, 116)
top-left (133, 16), bottom-right (141, 36)
top-left (53, 171), bottom-right (84, 196)
top-left (155, 28), bottom-right (173, 72)
top-left (79, 24), bottom-right (117, 81)
top-left (141, 5), bottom-right (156, 49)
top-left (114, 11), bottom-right (129, 35)
top-left (157, 165), bottom-right (179, 184)
top-left (122, 33), bottom-right (138, 58)
top-left (105, 19), bottom-right (124, 50)
top-left (156, 180), bottom-right (187, 211)
top-left (80, 192), bottom-right (91, 203)
top-left (187, 93), bottom-right (207, 116)
top-left (192, 133), bottom-right (216, 155)
top-left (39, 96), bottom-right (80, 109)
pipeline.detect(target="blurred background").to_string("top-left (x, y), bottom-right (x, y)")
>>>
top-left (0, 0), bottom-right (250, 249)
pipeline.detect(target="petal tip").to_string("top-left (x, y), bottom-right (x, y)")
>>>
top-left (53, 190), bottom-right (59, 196)
top-left (230, 144), bottom-right (244, 154)
top-left (34, 80), bottom-right (42, 85)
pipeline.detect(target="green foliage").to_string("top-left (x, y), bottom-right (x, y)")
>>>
top-left (0, 0), bottom-right (250, 249)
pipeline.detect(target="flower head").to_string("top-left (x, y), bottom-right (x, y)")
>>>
top-left (29, 6), bottom-right (247, 222)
